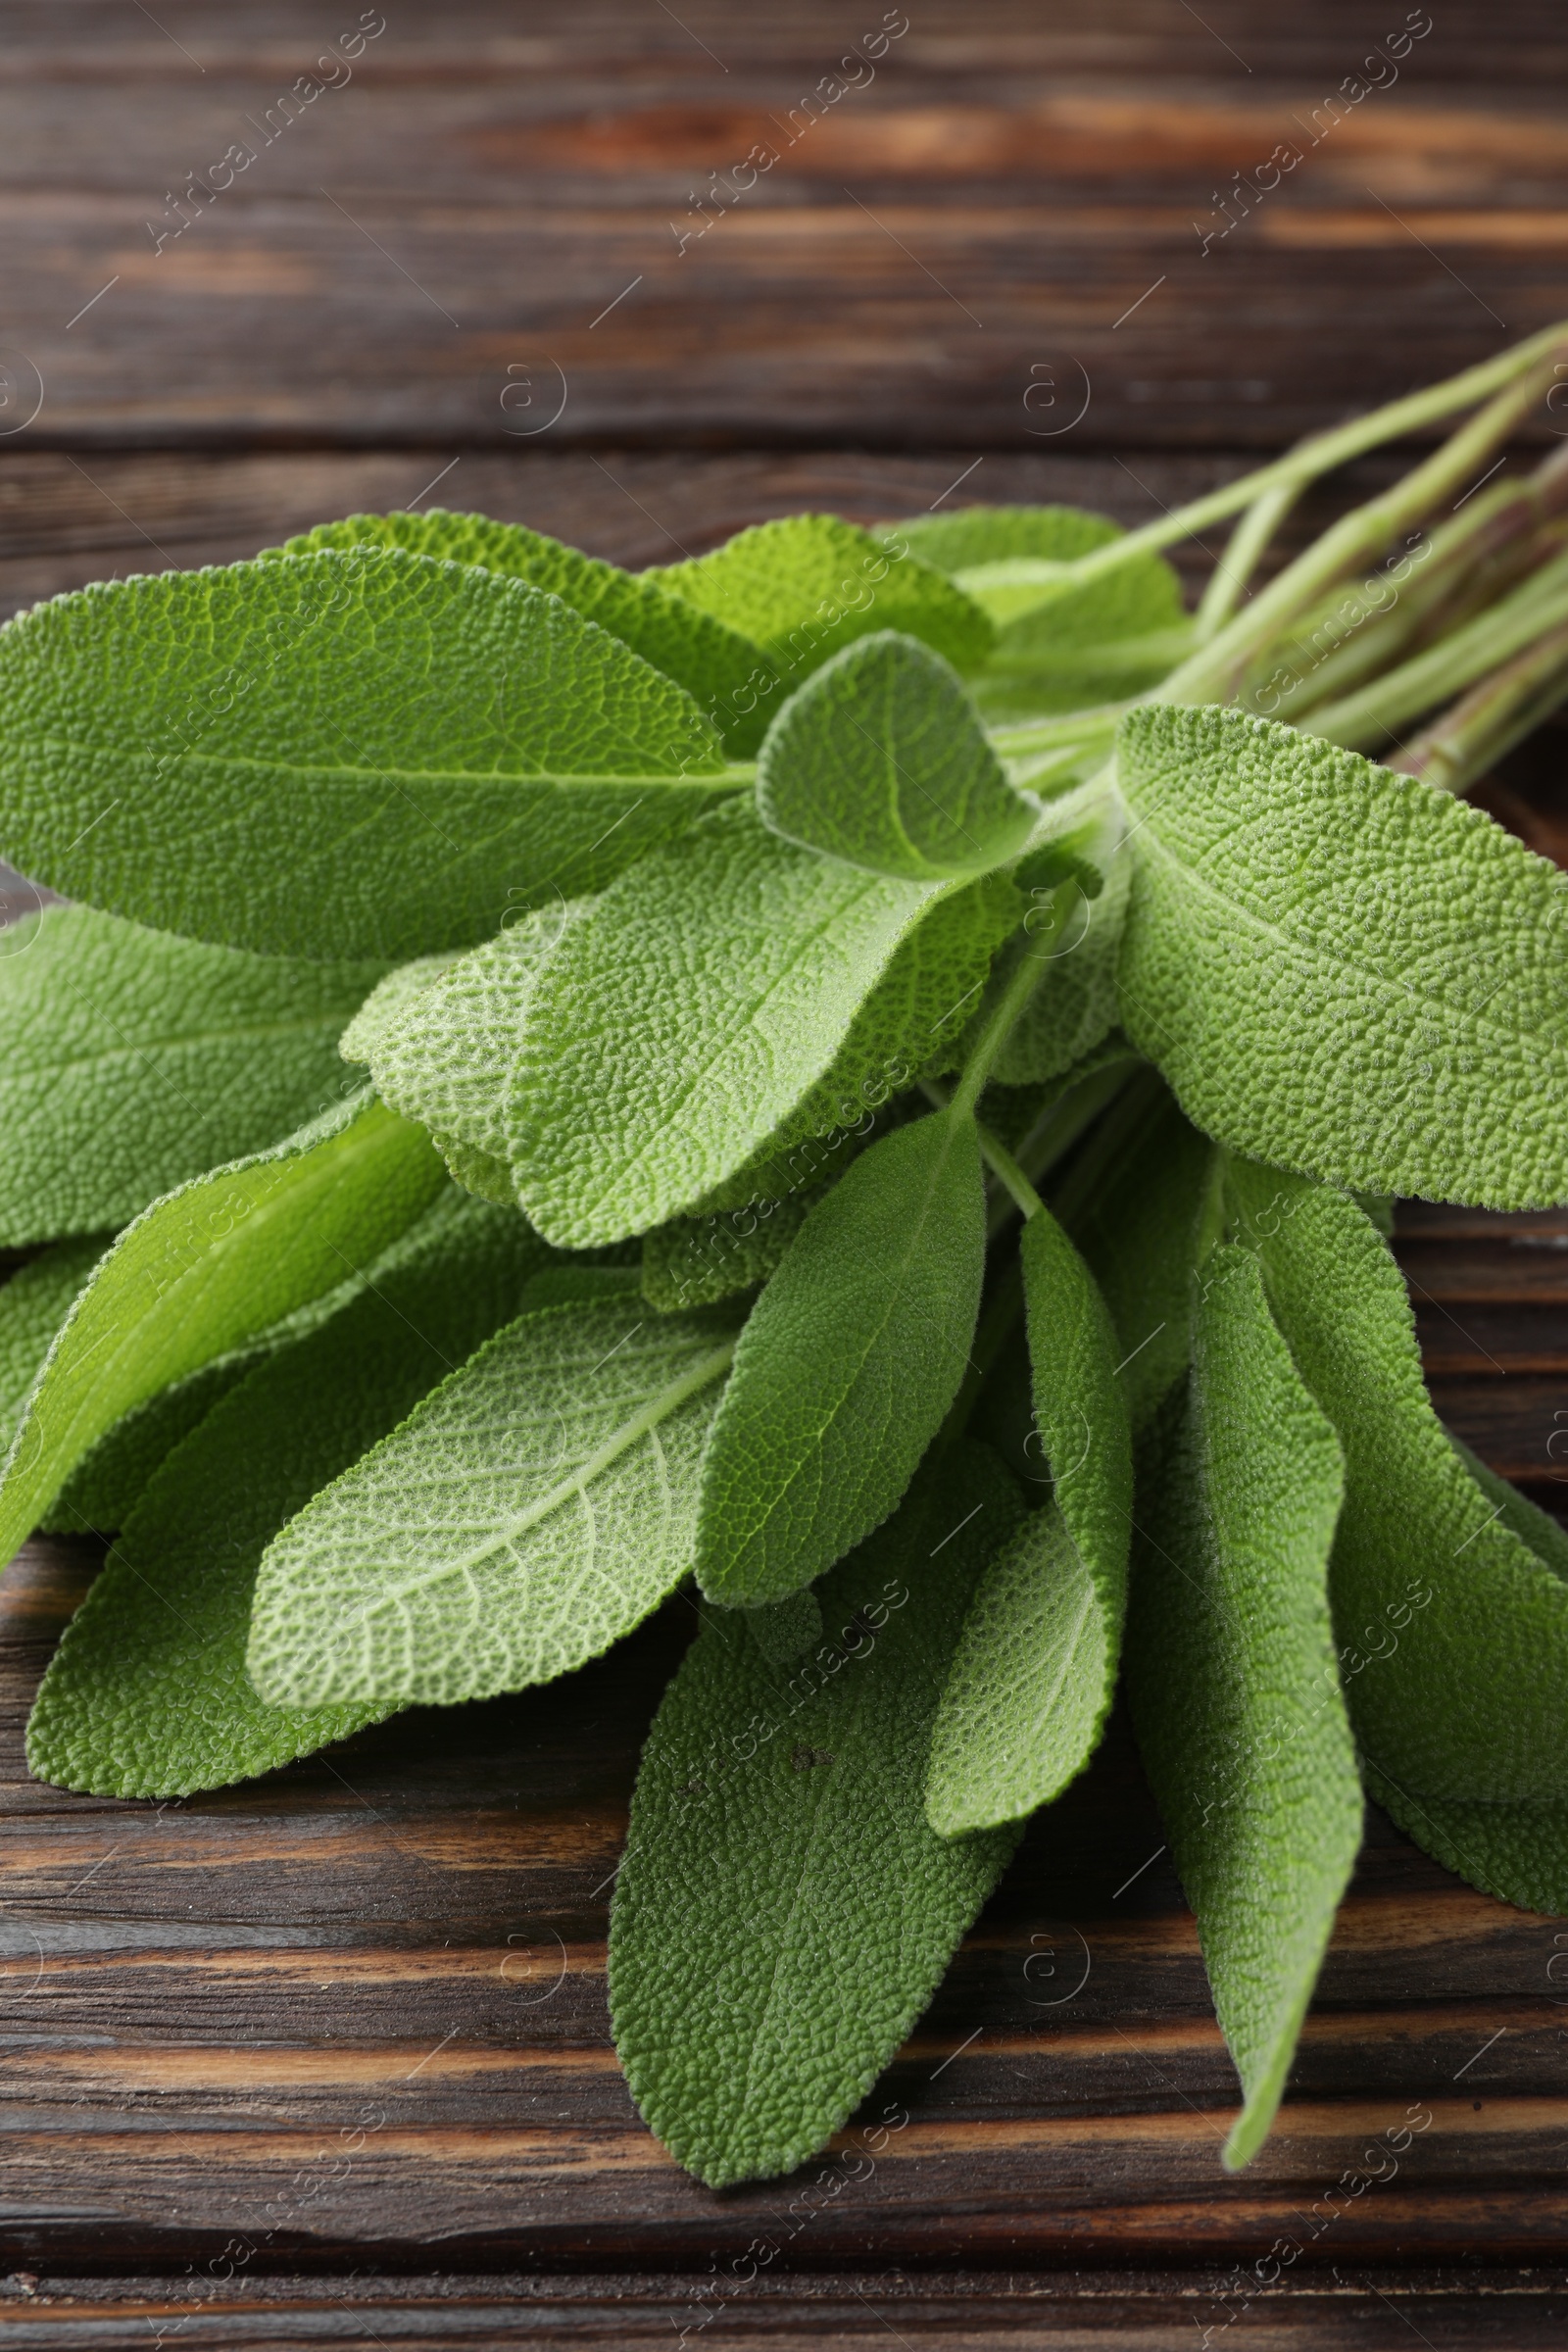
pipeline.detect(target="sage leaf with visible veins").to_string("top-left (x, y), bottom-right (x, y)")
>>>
top-left (1126, 1245), bottom-right (1359, 2171)
top-left (0, 1089), bottom-right (445, 1571)
top-left (610, 1442), bottom-right (1024, 2187)
top-left (1226, 1156), bottom-right (1568, 1801)
top-left (0, 1237), bottom-right (109, 1455)
top-left (25, 1190), bottom-right (549, 1798)
top-left (757, 630), bottom-right (1036, 880)
top-left (509, 797), bottom-right (1018, 1247)
top-left (275, 508), bottom-right (772, 752)
top-left (345, 903), bottom-right (585, 1205)
top-left (926, 1207), bottom-right (1131, 1833)
top-left (695, 1106), bottom-right (986, 1607)
top-left (0, 906), bottom-right (385, 1245)
top-left (646, 514), bottom-right (993, 691)
top-left (1116, 703), bottom-right (1568, 1207)
top-left (247, 1297), bottom-right (740, 1708)
top-left (0, 549), bottom-right (741, 961)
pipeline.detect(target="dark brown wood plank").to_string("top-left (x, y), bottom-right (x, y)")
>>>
top-left (2, 2), bottom-right (1567, 450)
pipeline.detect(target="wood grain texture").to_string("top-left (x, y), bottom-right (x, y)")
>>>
top-left (2, 0), bottom-right (1567, 450)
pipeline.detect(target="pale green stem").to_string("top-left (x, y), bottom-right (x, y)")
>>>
top-left (1243, 479), bottom-right (1524, 719)
top-left (974, 1121), bottom-right (1045, 1222)
top-left (1386, 617), bottom-right (1568, 794)
top-left (1156, 353), bottom-right (1566, 707)
top-left (1194, 476), bottom-right (1304, 642)
top-left (1299, 542), bottom-right (1568, 750)
top-left (1052, 321), bottom-right (1568, 592)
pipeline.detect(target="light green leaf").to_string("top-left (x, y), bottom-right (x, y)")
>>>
top-left (0, 1238), bottom-right (110, 1455)
top-left (1362, 1760), bottom-right (1568, 1918)
top-left (1126, 1245), bottom-right (1359, 2171)
top-left (1226, 1157), bottom-right (1568, 1802)
top-left (891, 504), bottom-right (1190, 721)
top-left (0, 1089), bottom-right (445, 1571)
top-left (349, 904), bottom-right (585, 1206)
top-left (756, 631), bottom-right (1036, 880)
top-left (641, 1191), bottom-right (816, 1314)
top-left (926, 1207), bottom-right (1131, 1833)
top-left (1070, 1080), bottom-right (1224, 1435)
top-left (509, 797), bottom-right (1019, 1247)
top-left (0, 906), bottom-right (385, 1246)
top-left (275, 508), bottom-right (772, 752)
top-left (0, 549), bottom-right (739, 961)
top-left (1116, 703), bottom-right (1568, 1208)
top-left (646, 514), bottom-right (993, 694)
top-left (890, 503), bottom-right (1125, 575)
top-left (337, 954), bottom-right (457, 1064)
top-left (247, 1298), bottom-right (740, 1709)
top-left (695, 1106), bottom-right (986, 1607)
top-left (25, 1191), bottom-right (548, 1798)
top-left (609, 1442), bottom-right (1024, 2187)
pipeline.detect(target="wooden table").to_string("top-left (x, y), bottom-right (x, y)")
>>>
top-left (3, 6), bottom-right (1568, 2341)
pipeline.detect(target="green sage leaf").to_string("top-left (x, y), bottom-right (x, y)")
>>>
top-left (646, 514), bottom-right (993, 696)
top-left (1117, 703), bottom-right (1568, 1208)
top-left (1225, 1157), bottom-right (1568, 1802)
top-left (0, 1089), bottom-right (445, 1571)
top-left (247, 1298), bottom-right (740, 1709)
top-left (0, 906), bottom-right (384, 1246)
top-left (0, 1238), bottom-right (109, 1456)
top-left (0, 549), bottom-right (739, 961)
top-left (1362, 1761), bottom-right (1568, 1918)
top-left (1126, 1245), bottom-right (1359, 2171)
top-left (640, 1192), bottom-right (816, 1314)
top-left (926, 1207), bottom-right (1131, 1833)
top-left (609, 1442), bottom-right (1024, 2187)
top-left (756, 631), bottom-right (1035, 880)
top-left (695, 1106), bottom-right (986, 1607)
top-left (276, 508), bottom-right (771, 752)
top-left (346, 904), bottom-right (585, 1206)
top-left (25, 1191), bottom-right (548, 1798)
top-left (509, 797), bottom-right (1018, 1248)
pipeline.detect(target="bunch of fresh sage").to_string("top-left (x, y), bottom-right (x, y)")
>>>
top-left (2, 320), bottom-right (1568, 2185)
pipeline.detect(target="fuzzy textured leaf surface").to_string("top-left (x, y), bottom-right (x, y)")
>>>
top-left (349, 904), bottom-right (584, 1205)
top-left (337, 955), bottom-right (456, 1064)
top-left (1127, 1246), bottom-right (1359, 2170)
top-left (646, 514), bottom-right (993, 689)
top-left (1226, 1158), bottom-right (1568, 1801)
top-left (0, 906), bottom-right (385, 1246)
top-left (0, 549), bottom-right (737, 961)
top-left (609, 1443), bottom-right (1024, 2187)
top-left (640, 1193), bottom-right (814, 1313)
top-left (1117, 704), bottom-right (1568, 1207)
top-left (696, 1107), bottom-right (986, 1606)
top-left (1362, 1761), bottom-right (1568, 1918)
top-left (926, 1208), bottom-right (1131, 1833)
top-left (0, 1238), bottom-right (108, 1453)
top-left (248, 1298), bottom-right (739, 1709)
top-left (757, 631), bottom-right (1035, 880)
top-left (510, 798), bottom-right (1017, 1246)
top-left (26, 1191), bottom-right (548, 1797)
top-left (1070, 1081), bottom-right (1224, 1434)
top-left (0, 1091), bottom-right (445, 1570)
top-left (276, 509), bottom-right (771, 751)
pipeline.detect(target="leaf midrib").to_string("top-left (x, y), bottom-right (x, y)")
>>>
top-left (1136, 822), bottom-right (1564, 1065)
